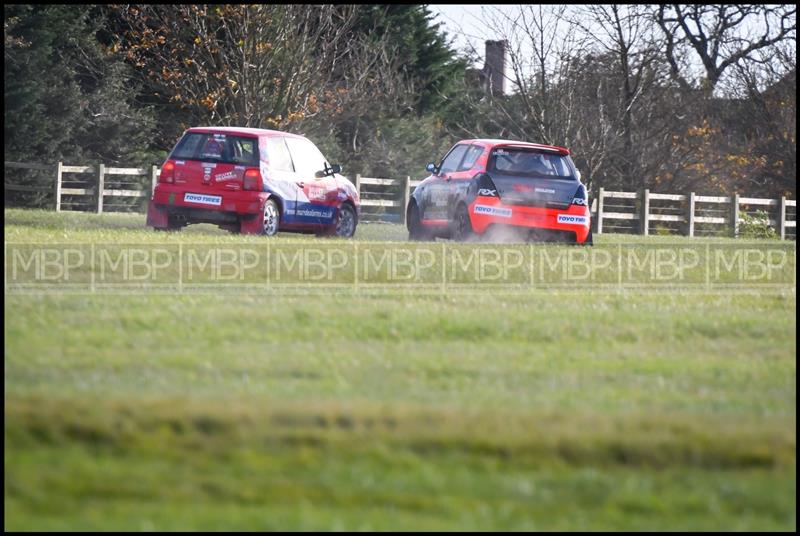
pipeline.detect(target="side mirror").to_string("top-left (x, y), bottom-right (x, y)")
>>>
top-left (316, 164), bottom-right (342, 178)
top-left (426, 162), bottom-right (438, 174)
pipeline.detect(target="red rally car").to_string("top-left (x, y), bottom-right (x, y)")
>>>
top-left (147, 127), bottom-right (360, 237)
top-left (406, 139), bottom-right (592, 244)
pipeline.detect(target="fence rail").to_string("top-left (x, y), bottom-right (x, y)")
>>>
top-left (5, 161), bottom-right (158, 214)
top-left (594, 187), bottom-right (796, 239)
top-left (4, 161), bottom-right (796, 239)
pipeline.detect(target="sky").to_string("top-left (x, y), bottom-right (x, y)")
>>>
top-left (428, 4), bottom-right (510, 65)
top-left (427, 4), bottom-right (794, 92)
top-left (428, 4), bottom-right (568, 92)
top-left (427, 4), bottom-right (582, 85)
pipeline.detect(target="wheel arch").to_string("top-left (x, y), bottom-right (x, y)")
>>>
top-left (340, 199), bottom-right (358, 225)
top-left (265, 192), bottom-right (284, 218)
top-left (406, 198), bottom-right (420, 231)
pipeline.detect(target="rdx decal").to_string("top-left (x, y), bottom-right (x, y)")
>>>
top-left (557, 214), bottom-right (588, 225)
top-left (474, 205), bottom-right (512, 218)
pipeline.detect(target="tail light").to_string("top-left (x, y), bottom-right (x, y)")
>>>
top-left (243, 168), bottom-right (263, 191)
top-left (159, 160), bottom-right (175, 183)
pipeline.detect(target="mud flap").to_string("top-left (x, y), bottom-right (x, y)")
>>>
top-left (239, 213), bottom-right (262, 235)
top-left (239, 196), bottom-right (268, 235)
top-left (146, 200), bottom-right (169, 228)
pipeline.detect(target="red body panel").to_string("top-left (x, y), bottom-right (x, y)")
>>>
top-left (151, 183), bottom-right (269, 216)
top-left (411, 138), bottom-right (591, 244)
top-left (469, 196), bottom-right (591, 243)
top-left (147, 127), bottom-right (359, 235)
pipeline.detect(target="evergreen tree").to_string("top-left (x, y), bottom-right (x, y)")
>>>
top-left (351, 5), bottom-right (467, 115)
top-left (4, 5), bottom-right (156, 164)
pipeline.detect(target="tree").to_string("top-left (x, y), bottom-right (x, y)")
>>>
top-left (656, 5), bottom-right (796, 94)
top-left (304, 5), bottom-right (468, 179)
top-left (104, 5), bottom-right (360, 151)
top-left (571, 5), bottom-right (682, 190)
top-left (4, 5), bottom-right (155, 164)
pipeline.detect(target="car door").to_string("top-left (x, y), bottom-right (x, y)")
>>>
top-left (445, 144), bottom-right (485, 219)
top-left (261, 136), bottom-right (298, 218)
top-left (284, 137), bottom-right (336, 226)
top-left (422, 144), bottom-right (469, 222)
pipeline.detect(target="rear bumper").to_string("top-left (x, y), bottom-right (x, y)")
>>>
top-left (469, 197), bottom-right (591, 243)
top-left (150, 184), bottom-right (268, 216)
top-left (147, 184), bottom-right (271, 228)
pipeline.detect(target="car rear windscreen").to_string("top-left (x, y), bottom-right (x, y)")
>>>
top-left (171, 133), bottom-right (259, 166)
top-left (488, 148), bottom-right (575, 179)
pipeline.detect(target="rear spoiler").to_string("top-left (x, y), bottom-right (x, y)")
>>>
top-left (494, 143), bottom-right (570, 156)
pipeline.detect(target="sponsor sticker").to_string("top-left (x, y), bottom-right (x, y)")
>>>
top-left (296, 208), bottom-right (333, 219)
top-left (201, 163), bottom-right (217, 183)
top-left (308, 186), bottom-right (326, 201)
top-left (535, 187), bottom-right (556, 194)
top-left (430, 187), bottom-right (449, 206)
top-left (557, 214), bottom-right (588, 225)
top-left (184, 193), bottom-right (222, 206)
top-left (474, 205), bottom-right (512, 218)
top-left (215, 170), bottom-right (238, 182)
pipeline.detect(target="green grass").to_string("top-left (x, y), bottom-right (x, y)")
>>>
top-left (4, 208), bottom-right (797, 530)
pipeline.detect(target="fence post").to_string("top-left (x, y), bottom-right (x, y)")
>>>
top-left (687, 191), bottom-right (695, 237)
top-left (53, 161), bottom-right (63, 212)
top-left (150, 165), bottom-right (159, 197)
top-left (640, 188), bottom-right (650, 235)
top-left (95, 163), bottom-right (105, 214)
top-left (596, 187), bottom-right (604, 234)
top-left (779, 196), bottom-right (786, 240)
top-left (401, 176), bottom-right (411, 226)
top-left (731, 192), bottom-right (739, 237)
top-left (355, 173), bottom-right (361, 198)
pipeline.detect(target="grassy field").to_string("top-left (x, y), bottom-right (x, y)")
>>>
top-left (4, 208), bottom-right (797, 530)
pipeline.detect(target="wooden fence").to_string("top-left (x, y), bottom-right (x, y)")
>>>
top-left (354, 174), bottom-right (421, 225)
top-left (5, 161), bottom-right (158, 214)
top-left (594, 187), bottom-right (796, 240)
top-left (4, 161), bottom-right (796, 238)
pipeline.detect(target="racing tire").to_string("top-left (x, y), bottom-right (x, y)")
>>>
top-left (261, 198), bottom-right (281, 236)
top-left (452, 203), bottom-right (474, 242)
top-left (333, 203), bottom-right (357, 238)
top-left (407, 202), bottom-right (430, 241)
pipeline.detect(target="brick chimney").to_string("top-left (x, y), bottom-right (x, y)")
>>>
top-left (483, 40), bottom-right (507, 96)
